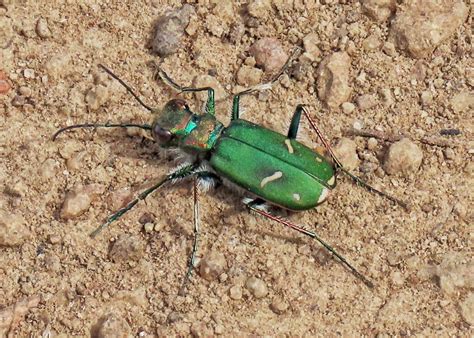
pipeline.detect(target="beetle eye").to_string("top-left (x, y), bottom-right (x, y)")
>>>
top-left (153, 124), bottom-right (173, 144)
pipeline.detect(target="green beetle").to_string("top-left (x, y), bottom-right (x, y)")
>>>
top-left (54, 63), bottom-right (406, 292)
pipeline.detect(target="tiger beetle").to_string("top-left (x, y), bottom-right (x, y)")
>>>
top-left (53, 53), bottom-right (407, 293)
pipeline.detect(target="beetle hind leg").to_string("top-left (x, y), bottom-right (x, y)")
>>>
top-left (244, 200), bottom-right (374, 288)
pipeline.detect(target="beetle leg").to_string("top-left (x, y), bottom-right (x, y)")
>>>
top-left (89, 163), bottom-right (199, 238)
top-left (244, 199), bottom-right (374, 289)
top-left (300, 106), bottom-right (409, 210)
top-left (231, 48), bottom-right (302, 120)
top-left (179, 177), bottom-right (200, 296)
top-left (156, 66), bottom-right (216, 116)
top-left (287, 104), bottom-right (305, 139)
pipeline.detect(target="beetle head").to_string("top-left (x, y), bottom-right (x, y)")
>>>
top-left (151, 99), bottom-right (192, 147)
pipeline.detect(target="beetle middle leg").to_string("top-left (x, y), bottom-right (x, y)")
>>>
top-left (244, 198), bottom-right (374, 288)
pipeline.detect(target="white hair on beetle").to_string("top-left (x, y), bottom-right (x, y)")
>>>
top-left (242, 197), bottom-right (271, 212)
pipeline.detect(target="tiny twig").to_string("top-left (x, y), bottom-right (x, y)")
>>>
top-left (347, 129), bottom-right (460, 148)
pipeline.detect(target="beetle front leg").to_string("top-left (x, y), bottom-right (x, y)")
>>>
top-left (90, 163), bottom-right (199, 238)
top-left (156, 66), bottom-right (216, 116)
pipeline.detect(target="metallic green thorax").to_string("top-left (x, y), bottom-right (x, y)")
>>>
top-left (210, 120), bottom-right (336, 211)
top-left (152, 99), bottom-right (224, 151)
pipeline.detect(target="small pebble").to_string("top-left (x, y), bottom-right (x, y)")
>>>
top-left (460, 293), bottom-right (474, 325)
top-left (36, 18), bottom-right (51, 38)
top-left (199, 252), bottom-right (227, 281)
top-left (214, 324), bottom-right (224, 335)
top-left (0, 210), bottom-right (29, 247)
top-left (0, 71), bottom-right (11, 94)
top-left (109, 235), bottom-right (145, 263)
top-left (143, 222), bottom-right (154, 233)
top-left (247, 0), bottom-right (271, 19)
top-left (60, 184), bottom-right (105, 219)
top-left (244, 56), bottom-right (256, 67)
top-left (249, 38), bottom-right (288, 73)
top-left (302, 32), bottom-right (321, 61)
top-left (229, 285), bottom-right (242, 300)
top-left (58, 140), bottom-right (84, 159)
top-left (18, 86), bottom-right (31, 97)
top-left (23, 69), bottom-right (35, 79)
top-left (85, 85), bottom-right (109, 111)
top-left (154, 223), bottom-right (164, 232)
top-left (353, 119), bottom-right (364, 130)
top-left (236, 65), bottom-right (262, 87)
top-left (391, 271), bottom-right (405, 286)
top-left (356, 94), bottom-right (377, 110)
top-left (95, 313), bottom-right (131, 338)
top-left (379, 88), bottom-right (395, 107)
top-left (66, 151), bottom-right (85, 171)
top-left (443, 148), bottom-right (455, 160)
top-left (341, 102), bottom-right (355, 114)
top-left (361, 0), bottom-right (396, 22)
top-left (245, 277), bottom-right (268, 299)
top-left (316, 52), bottom-right (352, 109)
top-left (420, 91), bottom-right (433, 106)
top-left (363, 33), bottom-right (381, 51)
top-left (333, 138), bottom-right (359, 171)
top-left (151, 4), bottom-right (195, 56)
top-left (270, 297), bottom-right (288, 314)
top-left (450, 91), bottom-right (474, 113)
top-left (44, 253), bottom-right (61, 272)
top-left (167, 311), bottom-right (182, 323)
top-left (384, 138), bottom-right (423, 176)
top-left (48, 234), bottom-right (61, 245)
top-left (367, 137), bottom-right (378, 151)
top-left (12, 95), bottom-right (26, 107)
top-left (39, 158), bottom-right (58, 179)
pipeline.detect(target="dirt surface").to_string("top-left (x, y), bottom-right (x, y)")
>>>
top-left (1, 0), bottom-right (473, 336)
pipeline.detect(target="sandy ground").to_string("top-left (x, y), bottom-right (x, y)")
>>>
top-left (0, 0), bottom-right (473, 336)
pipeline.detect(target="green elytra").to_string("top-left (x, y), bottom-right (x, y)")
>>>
top-left (53, 58), bottom-right (407, 293)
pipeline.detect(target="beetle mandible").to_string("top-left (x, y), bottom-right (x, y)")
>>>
top-left (54, 55), bottom-right (406, 292)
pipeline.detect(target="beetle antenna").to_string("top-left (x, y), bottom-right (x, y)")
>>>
top-left (300, 106), bottom-right (409, 210)
top-left (53, 123), bottom-right (152, 141)
top-left (98, 64), bottom-right (154, 112)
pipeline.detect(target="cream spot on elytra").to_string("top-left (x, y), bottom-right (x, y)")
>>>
top-left (317, 187), bottom-right (330, 203)
top-left (327, 175), bottom-right (335, 186)
top-left (293, 193), bottom-right (300, 201)
top-left (315, 157), bottom-right (322, 163)
top-left (260, 171), bottom-right (283, 188)
top-left (285, 139), bottom-right (294, 154)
